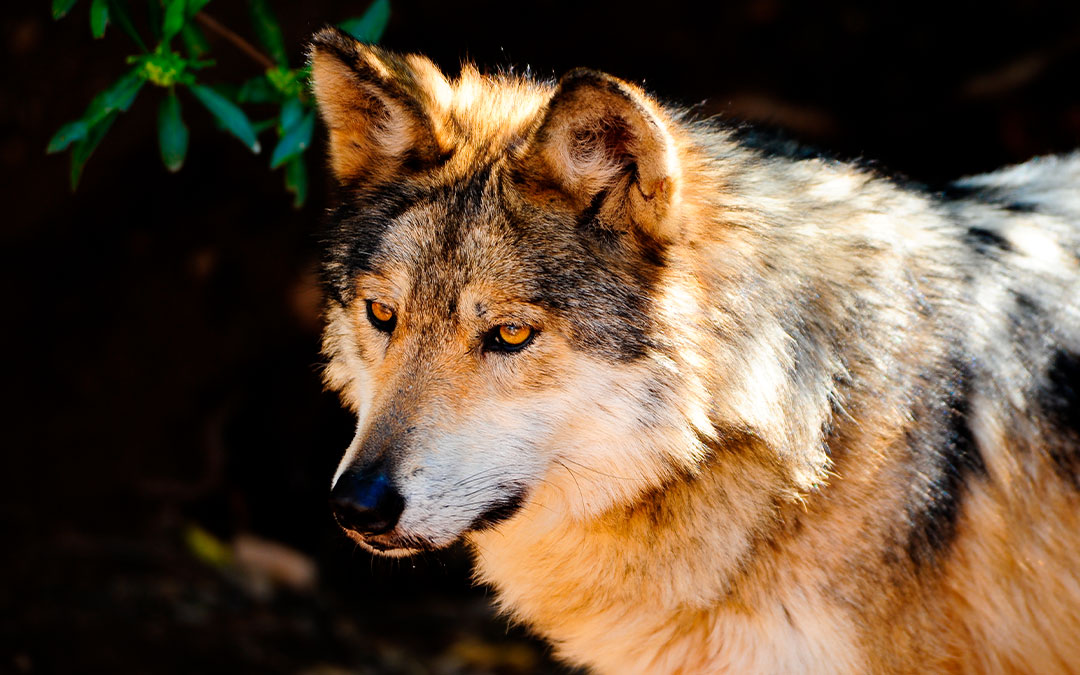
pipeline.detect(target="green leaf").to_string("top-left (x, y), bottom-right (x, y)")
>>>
top-left (179, 21), bottom-right (210, 58)
top-left (53, 66), bottom-right (142, 161)
top-left (81, 67), bottom-right (144, 128)
top-left (109, 70), bottom-right (145, 113)
top-left (47, 120), bottom-right (89, 154)
top-left (265, 66), bottom-right (304, 99)
top-left (109, 0), bottom-right (147, 51)
top-left (99, 68), bottom-right (144, 114)
top-left (270, 109), bottom-right (314, 168)
top-left (162, 0), bottom-right (187, 42)
top-left (188, 83), bottom-right (261, 153)
top-left (52, 0), bottom-right (78, 20)
top-left (70, 111), bottom-right (118, 190)
top-left (249, 0), bottom-right (288, 67)
top-left (284, 154), bottom-right (307, 208)
top-left (90, 0), bottom-right (109, 37)
top-left (338, 0), bottom-right (390, 44)
top-left (237, 75), bottom-right (277, 104)
top-left (278, 96), bottom-right (303, 133)
top-left (158, 90), bottom-right (189, 172)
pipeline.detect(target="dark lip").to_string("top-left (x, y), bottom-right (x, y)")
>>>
top-left (343, 528), bottom-right (436, 555)
top-left (339, 488), bottom-right (530, 554)
top-left (363, 536), bottom-right (423, 553)
top-left (361, 537), bottom-right (395, 552)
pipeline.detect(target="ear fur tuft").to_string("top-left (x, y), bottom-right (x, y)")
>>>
top-left (308, 27), bottom-right (450, 186)
top-left (516, 68), bottom-right (681, 240)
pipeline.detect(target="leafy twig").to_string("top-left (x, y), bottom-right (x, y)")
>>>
top-left (48, 0), bottom-right (391, 207)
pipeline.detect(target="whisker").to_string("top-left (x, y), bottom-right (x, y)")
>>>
top-left (557, 456), bottom-right (650, 482)
top-left (553, 459), bottom-right (588, 514)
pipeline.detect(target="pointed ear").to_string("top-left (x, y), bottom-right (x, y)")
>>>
top-left (514, 69), bottom-right (681, 240)
top-left (308, 28), bottom-right (451, 186)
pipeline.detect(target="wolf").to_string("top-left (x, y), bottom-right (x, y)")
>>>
top-left (308, 27), bottom-right (1080, 673)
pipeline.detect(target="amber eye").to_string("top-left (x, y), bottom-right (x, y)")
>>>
top-left (366, 300), bottom-right (397, 333)
top-left (485, 324), bottom-right (536, 353)
top-left (370, 301), bottom-right (394, 322)
top-left (499, 325), bottom-right (531, 345)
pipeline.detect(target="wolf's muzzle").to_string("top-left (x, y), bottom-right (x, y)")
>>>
top-left (330, 465), bottom-right (405, 535)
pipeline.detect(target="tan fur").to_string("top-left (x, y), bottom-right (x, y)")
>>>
top-left (310, 29), bottom-right (1080, 673)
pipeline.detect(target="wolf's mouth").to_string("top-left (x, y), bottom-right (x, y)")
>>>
top-left (340, 488), bottom-right (529, 557)
top-left (363, 537), bottom-right (409, 552)
top-left (345, 529), bottom-right (433, 557)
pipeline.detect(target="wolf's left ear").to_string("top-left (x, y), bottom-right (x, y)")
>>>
top-left (515, 69), bottom-right (681, 240)
top-left (308, 27), bottom-right (450, 186)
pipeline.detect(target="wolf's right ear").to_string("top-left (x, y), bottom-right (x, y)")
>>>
top-left (308, 28), bottom-right (450, 186)
top-left (513, 69), bottom-right (682, 241)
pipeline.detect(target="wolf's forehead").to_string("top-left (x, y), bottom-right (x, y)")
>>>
top-left (376, 198), bottom-right (528, 296)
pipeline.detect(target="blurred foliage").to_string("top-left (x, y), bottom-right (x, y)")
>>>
top-left (47, 0), bottom-right (391, 206)
top-left (184, 523), bottom-right (234, 569)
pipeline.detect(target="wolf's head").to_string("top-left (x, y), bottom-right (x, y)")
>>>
top-left (309, 29), bottom-right (824, 556)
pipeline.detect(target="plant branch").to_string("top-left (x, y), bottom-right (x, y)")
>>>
top-left (194, 12), bottom-right (276, 71)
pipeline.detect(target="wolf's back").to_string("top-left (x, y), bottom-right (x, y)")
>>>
top-left (954, 152), bottom-right (1080, 222)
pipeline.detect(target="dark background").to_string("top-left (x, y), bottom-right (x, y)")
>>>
top-left (4, 1), bottom-right (1079, 672)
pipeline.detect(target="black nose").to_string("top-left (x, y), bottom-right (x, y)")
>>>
top-left (329, 466), bottom-right (405, 535)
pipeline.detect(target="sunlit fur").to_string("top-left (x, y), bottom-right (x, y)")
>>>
top-left (310, 27), bottom-right (1080, 673)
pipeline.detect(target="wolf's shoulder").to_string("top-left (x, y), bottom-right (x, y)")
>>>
top-left (946, 152), bottom-right (1080, 223)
